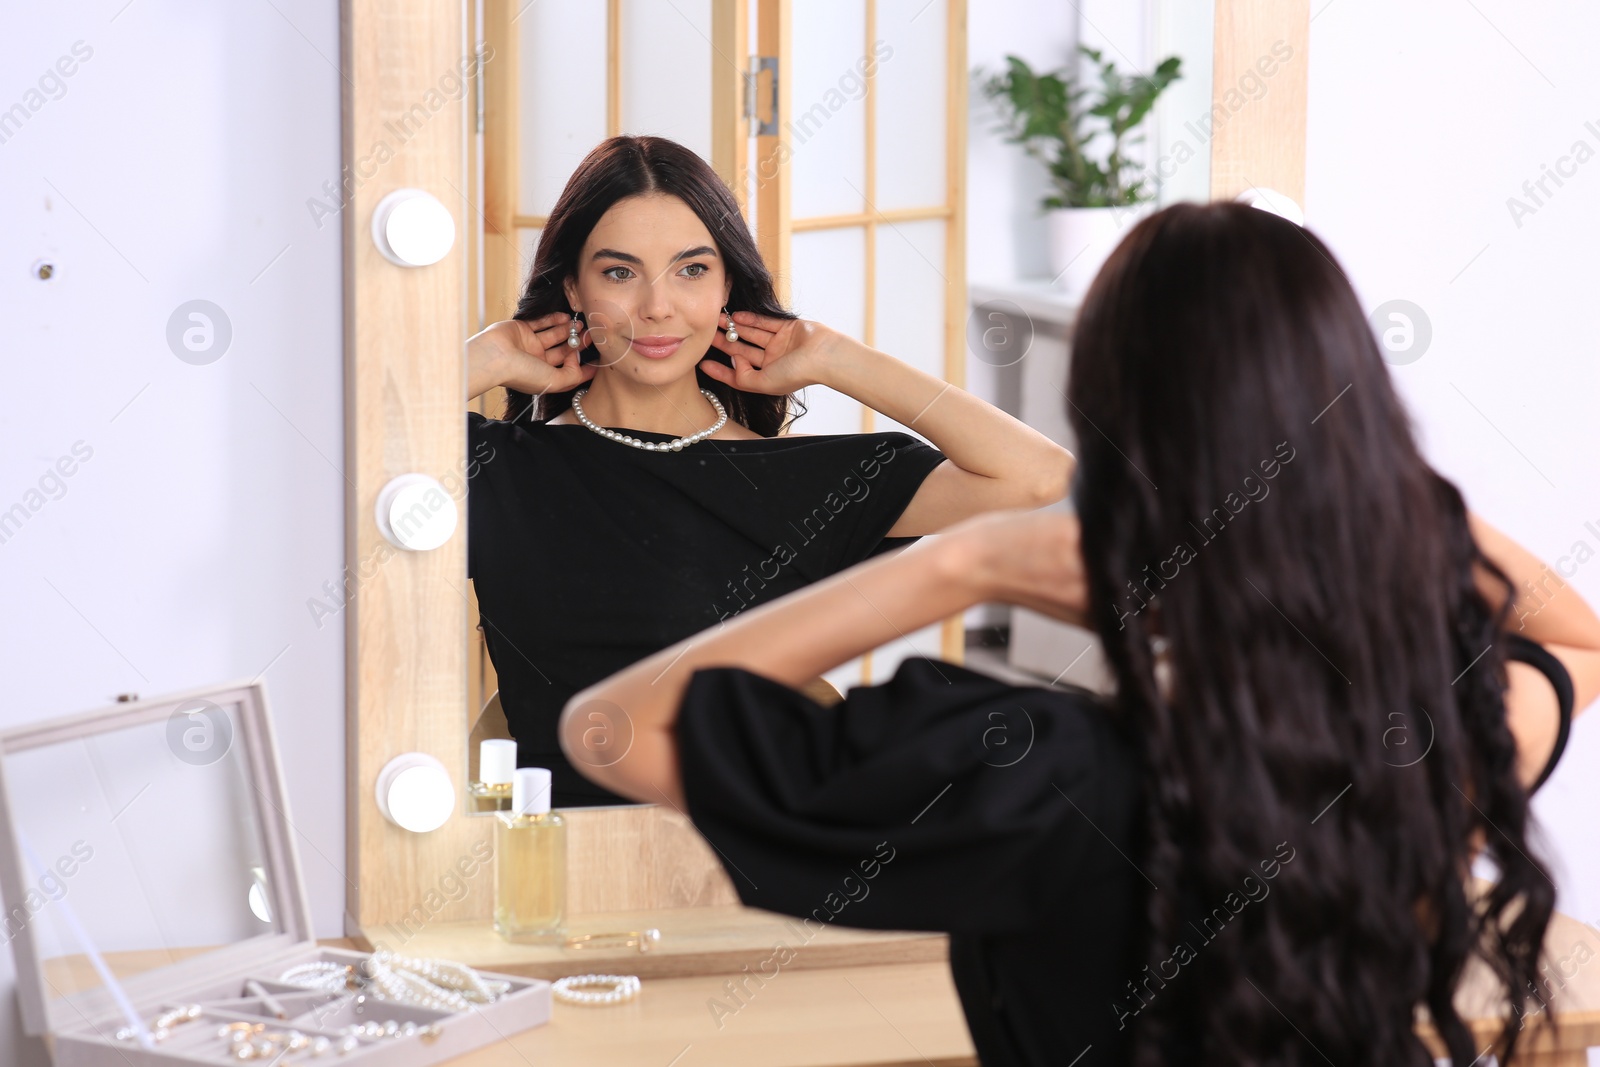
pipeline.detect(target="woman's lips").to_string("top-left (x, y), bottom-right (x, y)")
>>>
top-left (628, 336), bottom-right (684, 360)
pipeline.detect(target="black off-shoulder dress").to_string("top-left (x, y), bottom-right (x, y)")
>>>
top-left (673, 635), bottom-right (1575, 1066)
top-left (466, 410), bottom-right (947, 807)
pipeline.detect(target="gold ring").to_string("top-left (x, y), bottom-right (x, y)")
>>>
top-left (563, 927), bottom-right (661, 953)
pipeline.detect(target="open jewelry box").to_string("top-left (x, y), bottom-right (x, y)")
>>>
top-left (0, 677), bottom-right (551, 1065)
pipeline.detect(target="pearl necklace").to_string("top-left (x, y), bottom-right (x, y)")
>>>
top-left (570, 387), bottom-right (726, 451)
top-left (279, 950), bottom-right (510, 1013)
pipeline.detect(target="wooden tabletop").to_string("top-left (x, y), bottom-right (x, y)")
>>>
top-left (431, 960), bottom-right (978, 1067)
top-left (377, 903), bottom-right (948, 981)
top-left (418, 892), bottom-right (1600, 1067)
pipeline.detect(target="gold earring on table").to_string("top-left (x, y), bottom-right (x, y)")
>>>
top-left (567, 312), bottom-right (582, 348)
top-left (722, 307), bottom-right (738, 343)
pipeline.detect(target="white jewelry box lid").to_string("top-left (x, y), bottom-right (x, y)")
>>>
top-left (0, 675), bottom-right (318, 1039)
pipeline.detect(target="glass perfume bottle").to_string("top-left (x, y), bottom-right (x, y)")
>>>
top-left (469, 738), bottom-right (516, 814)
top-left (494, 767), bottom-right (566, 942)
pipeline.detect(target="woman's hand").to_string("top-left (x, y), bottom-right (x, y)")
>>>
top-left (467, 313), bottom-right (598, 400)
top-left (944, 509), bottom-right (1090, 628)
top-left (699, 311), bottom-right (853, 395)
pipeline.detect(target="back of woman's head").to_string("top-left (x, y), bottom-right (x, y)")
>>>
top-left (505, 134), bottom-right (802, 434)
top-left (1067, 201), bottom-right (1553, 1066)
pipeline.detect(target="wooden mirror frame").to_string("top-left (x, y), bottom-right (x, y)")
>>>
top-left (341, 0), bottom-right (484, 935)
top-left (341, 0), bottom-right (973, 941)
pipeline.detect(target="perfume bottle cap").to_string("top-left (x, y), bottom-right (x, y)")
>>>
top-left (512, 767), bottom-right (552, 815)
top-left (479, 739), bottom-right (517, 785)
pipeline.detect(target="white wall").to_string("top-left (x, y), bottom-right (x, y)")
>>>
top-left (1307, 2), bottom-right (1600, 927)
top-left (0, 2), bottom-right (346, 1061)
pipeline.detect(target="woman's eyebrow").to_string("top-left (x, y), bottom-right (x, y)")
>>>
top-left (591, 245), bottom-right (719, 265)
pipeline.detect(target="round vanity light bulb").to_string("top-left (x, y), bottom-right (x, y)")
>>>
top-left (248, 882), bottom-right (271, 924)
top-left (1234, 186), bottom-right (1305, 227)
top-left (376, 753), bottom-right (456, 833)
top-left (375, 473), bottom-right (458, 551)
top-left (371, 188), bottom-right (456, 267)
top-left (248, 865), bottom-right (273, 924)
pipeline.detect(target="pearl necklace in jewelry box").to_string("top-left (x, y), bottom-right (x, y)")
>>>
top-left (278, 950), bottom-right (511, 1013)
top-left (570, 387), bottom-right (727, 451)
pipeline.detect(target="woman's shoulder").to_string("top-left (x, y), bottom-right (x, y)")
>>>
top-left (681, 655), bottom-right (1129, 780)
top-left (466, 411), bottom-right (558, 482)
top-left (675, 656), bottom-right (1139, 934)
top-left (773, 426), bottom-right (930, 444)
top-left (468, 408), bottom-right (535, 427)
top-left (753, 427), bottom-right (945, 473)
top-left (468, 409), bottom-right (562, 443)
top-left (849, 655), bottom-right (1123, 752)
top-left (468, 409), bottom-right (517, 434)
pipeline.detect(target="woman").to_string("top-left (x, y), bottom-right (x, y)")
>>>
top-left (563, 202), bottom-right (1600, 1065)
top-left (466, 134), bottom-right (1069, 806)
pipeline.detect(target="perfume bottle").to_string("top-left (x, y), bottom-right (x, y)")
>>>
top-left (469, 739), bottom-right (516, 814)
top-left (494, 767), bottom-right (566, 942)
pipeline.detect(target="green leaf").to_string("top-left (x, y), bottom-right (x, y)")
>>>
top-left (981, 46), bottom-right (1183, 208)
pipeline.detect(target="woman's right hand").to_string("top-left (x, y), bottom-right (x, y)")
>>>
top-left (466, 313), bottom-right (598, 400)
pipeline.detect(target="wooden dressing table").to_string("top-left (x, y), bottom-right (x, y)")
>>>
top-left (367, 924), bottom-right (1600, 1067)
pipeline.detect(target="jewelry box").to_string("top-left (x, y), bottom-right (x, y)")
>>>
top-left (0, 677), bottom-right (551, 1065)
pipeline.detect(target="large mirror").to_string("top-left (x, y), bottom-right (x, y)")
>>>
top-left (460, 0), bottom-right (1222, 822)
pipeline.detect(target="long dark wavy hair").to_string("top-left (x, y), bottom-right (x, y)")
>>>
top-left (504, 135), bottom-right (805, 435)
top-left (1068, 202), bottom-right (1554, 1066)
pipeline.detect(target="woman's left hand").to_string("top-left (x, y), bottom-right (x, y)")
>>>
top-left (699, 311), bottom-right (851, 395)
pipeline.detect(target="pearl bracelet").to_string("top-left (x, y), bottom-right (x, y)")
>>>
top-left (550, 973), bottom-right (641, 1006)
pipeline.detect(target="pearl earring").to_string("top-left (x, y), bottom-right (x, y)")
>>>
top-left (567, 312), bottom-right (582, 348)
top-left (722, 307), bottom-right (738, 343)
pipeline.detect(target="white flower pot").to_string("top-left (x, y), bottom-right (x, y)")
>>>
top-left (1045, 204), bottom-right (1154, 297)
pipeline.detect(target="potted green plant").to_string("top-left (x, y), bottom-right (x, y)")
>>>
top-left (980, 46), bottom-right (1181, 294)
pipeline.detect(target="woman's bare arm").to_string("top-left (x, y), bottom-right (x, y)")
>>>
top-left (703, 312), bottom-right (1074, 535)
top-left (559, 510), bottom-right (1087, 810)
top-left (559, 533), bottom-right (982, 810)
top-left (1469, 511), bottom-right (1600, 788)
top-left (820, 343), bottom-right (1074, 536)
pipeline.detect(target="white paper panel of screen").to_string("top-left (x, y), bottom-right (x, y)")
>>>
top-left (520, 3), bottom-right (608, 216)
top-left (871, 217), bottom-right (947, 443)
top-left (789, 0), bottom-right (870, 219)
top-left (514, 228), bottom-right (541, 304)
top-left (787, 227), bottom-right (867, 435)
top-left (1154, 0), bottom-right (1215, 205)
top-left (874, 0), bottom-right (947, 211)
top-left (621, 0), bottom-right (713, 159)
